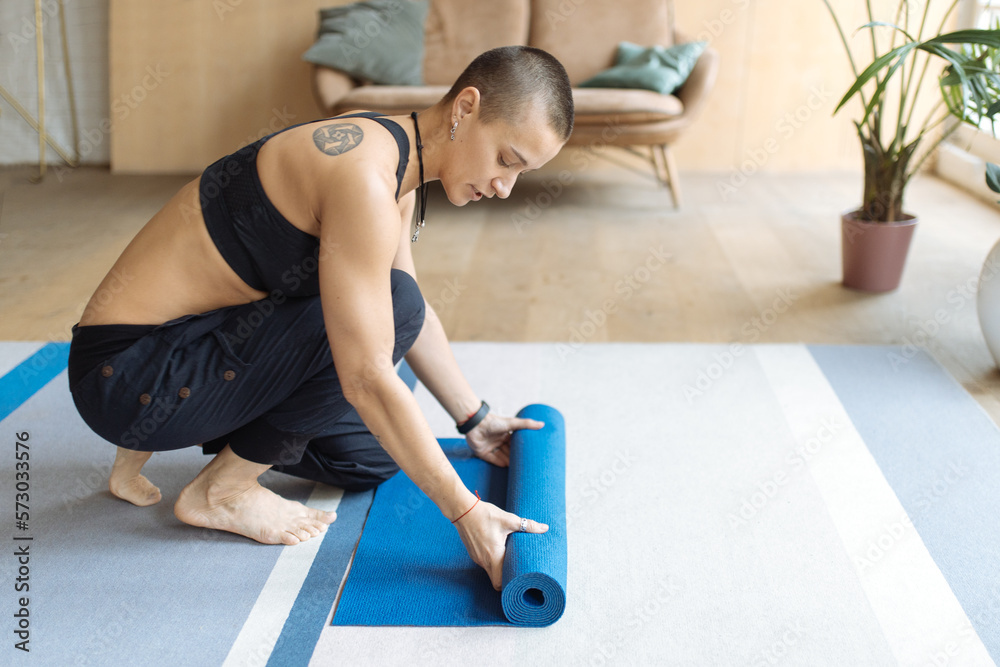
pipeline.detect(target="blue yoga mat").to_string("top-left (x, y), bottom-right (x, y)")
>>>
top-left (332, 403), bottom-right (567, 627)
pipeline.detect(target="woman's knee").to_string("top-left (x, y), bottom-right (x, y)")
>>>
top-left (390, 269), bottom-right (425, 356)
top-left (336, 465), bottom-right (400, 492)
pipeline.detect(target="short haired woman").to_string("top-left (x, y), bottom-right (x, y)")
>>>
top-left (68, 46), bottom-right (574, 591)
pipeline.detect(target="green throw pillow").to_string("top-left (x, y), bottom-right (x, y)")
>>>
top-left (579, 40), bottom-right (707, 95)
top-left (302, 0), bottom-right (429, 85)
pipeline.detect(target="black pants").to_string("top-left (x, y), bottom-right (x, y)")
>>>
top-left (68, 269), bottom-right (425, 491)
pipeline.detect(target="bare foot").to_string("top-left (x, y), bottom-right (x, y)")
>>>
top-left (174, 445), bottom-right (336, 545)
top-left (109, 448), bottom-right (162, 507)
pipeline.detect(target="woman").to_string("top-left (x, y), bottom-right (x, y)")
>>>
top-left (68, 46), bottom-right (574, 591)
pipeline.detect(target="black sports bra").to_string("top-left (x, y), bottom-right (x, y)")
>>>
top-left (198, 111), bottom-right (409, 297)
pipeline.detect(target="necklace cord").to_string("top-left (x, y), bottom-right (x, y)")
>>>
top-left (410, 111), bottom-right (427, 242)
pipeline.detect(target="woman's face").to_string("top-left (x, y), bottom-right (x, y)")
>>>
top-left (440, 100), bottom-right (565, 206)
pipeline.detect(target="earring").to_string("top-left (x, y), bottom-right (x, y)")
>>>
top-left (450, 121), bottom-right (457, 141)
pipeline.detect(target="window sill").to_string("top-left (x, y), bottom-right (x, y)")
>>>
top-left (936, 124), bottom-right (1000, 204)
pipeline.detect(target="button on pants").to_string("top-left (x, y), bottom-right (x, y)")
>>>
top-left (69, 269), bottom-right (425, 491)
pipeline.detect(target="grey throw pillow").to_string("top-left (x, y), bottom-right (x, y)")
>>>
top-left (579, 40), bottom-right (707, 95)
top-left (302, 0), bottom-right (429, 85)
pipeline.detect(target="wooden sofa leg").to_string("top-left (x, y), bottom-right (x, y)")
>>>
top-left (658, 144), bottom-right (682, 209)
top-left (649, 147), bottom-right (666, 186)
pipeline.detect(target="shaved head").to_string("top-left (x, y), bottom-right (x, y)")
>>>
top-left (441, 46), bottom-right (574, 141)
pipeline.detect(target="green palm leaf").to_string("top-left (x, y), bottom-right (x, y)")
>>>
top-left (987, 163), bottom-right (1000, 199)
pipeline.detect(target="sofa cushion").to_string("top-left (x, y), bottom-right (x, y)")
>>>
top-left (422, 0), bottom-right (530, 85)
top-left (529, 0), bottom-right (675, 84)
top-left (579, 41), bottom-right (707, 95)
top-left (570, 88), bottom-right (683, 125)
top-left (334, 85), bottom-right (453, 114)
top-left (302, 0), bottom-right (429, 85)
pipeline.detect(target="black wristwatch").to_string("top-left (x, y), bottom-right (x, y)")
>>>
top-left (457, 400), bottom-right (489, 434)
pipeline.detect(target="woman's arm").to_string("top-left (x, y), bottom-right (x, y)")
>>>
top-left (318, 173), bottom-right (475, 522)
top-left (319, 172), bottom-right (547, 590)
top-left (388, 193), bottom-right (480, 424)
top-left (405, 302), bottom-right (481, 424)
top-left (390, 197), bottom-right (542, 467)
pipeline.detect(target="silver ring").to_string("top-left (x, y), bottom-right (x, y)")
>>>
top-left (519, 517), bottom-right (527, 532)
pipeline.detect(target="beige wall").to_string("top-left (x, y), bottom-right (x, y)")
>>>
top-left (109, 0), bottom-right (955, 174)
top-left (674, 0), bottom-right (954, 173)
top-left (109, 0), bottom-right (333, 173)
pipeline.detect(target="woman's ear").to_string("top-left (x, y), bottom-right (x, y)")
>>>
top-left (453, 86), bottom-right (481, 122)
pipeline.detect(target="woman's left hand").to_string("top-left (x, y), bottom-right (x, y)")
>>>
top-left (465, 412), bottom-right (544, 467)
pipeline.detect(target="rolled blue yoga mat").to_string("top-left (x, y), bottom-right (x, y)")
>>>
top-left (500, 404), bottom-right (567, 626)
top-left (331, 403), bottom-right (567, 627)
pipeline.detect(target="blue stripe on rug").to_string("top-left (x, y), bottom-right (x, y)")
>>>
top-left (808, 344), bottom-right (1000, 660)
top-left (0, 342), bottom-right (69, 421)
top-left (267, 487), bottom-right (375, 667)
top-left (264, 359), bottom-right (418, 662)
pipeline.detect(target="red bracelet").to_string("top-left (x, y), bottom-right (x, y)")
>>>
top-left (451, 490), bottom-right (481, 524)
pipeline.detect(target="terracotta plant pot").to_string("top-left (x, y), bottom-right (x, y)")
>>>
top-left (841, 210), bottom-right (918, 293)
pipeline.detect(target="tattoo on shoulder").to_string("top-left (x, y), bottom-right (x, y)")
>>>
top-left (312, 123), bottom-right (364, 156)
top-left (373, 433), bottom-right (384, 446)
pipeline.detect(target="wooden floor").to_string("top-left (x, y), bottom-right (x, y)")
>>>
top-left (3, 150), bottom-right (1000, 422)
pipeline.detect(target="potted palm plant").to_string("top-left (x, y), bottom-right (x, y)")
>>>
top-left (822, 0), bottom-right (1000, 292)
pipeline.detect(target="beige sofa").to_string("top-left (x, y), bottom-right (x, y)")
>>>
top-left (311, 0), bottom-right (718, 207)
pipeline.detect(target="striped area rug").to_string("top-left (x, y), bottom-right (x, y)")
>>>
top-left (1, 342), bottom-right (998, 666)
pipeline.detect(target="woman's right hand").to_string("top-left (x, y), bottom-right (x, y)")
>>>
top-left (452, 498), bottom-right (549, 591)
